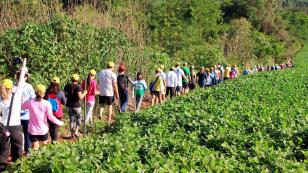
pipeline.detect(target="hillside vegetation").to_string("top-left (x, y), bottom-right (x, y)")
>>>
top-left (7, 44), bottom-right (308, 172)
top-left (1, 0), bottom-right (308, 84)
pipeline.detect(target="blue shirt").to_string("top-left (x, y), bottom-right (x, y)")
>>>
top-left (20, 82), bottom-right (36, 120)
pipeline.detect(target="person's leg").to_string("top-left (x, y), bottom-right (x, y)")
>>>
top-left (157, 92), bottom-right (162, 104)
top-left (86, 101), bottom-right (95, 124)
top-left (10, 126), bottom-right (23, 161)
top-left (48, 119), bottom-right (55, 143)
top-left (171, 87), bottom-right (175, 99)
top-left (0, 130), bottom-right (10, 170)
top-left (74, 107), bottom-right (82, 136)
top-left (151, 93), bottom-right (155, 106)
top-left (135, 95), bottom-right (143, 112)
top-left (107, 105), bottom-right (113, 122)
top-left (21, 120), bottom-right (31, 153)
top-left (32, 141), bottom-right (39, 151)
top-left (166, 87), bottom-right (170, 99)
top-left (120, 91), bottom-right (129, 112)
top-left (68, 108), bottom-right (75, 138)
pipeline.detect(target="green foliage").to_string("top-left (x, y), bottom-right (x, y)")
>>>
top-left (7, 45), bottom-right (308, 172)
top-left (0, 16), bottom-right (157, 84)
top-left (282, 10), bottom-right (308, 41)
top-left (145, 0), bottom-right (222, 55)
top-left (175, 44), bottom-right (224, 68)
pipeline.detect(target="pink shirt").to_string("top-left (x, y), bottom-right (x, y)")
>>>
top-left (81, 79), bottom-right (97, 102)
top-left (21, 99), bottom-right (63, 135)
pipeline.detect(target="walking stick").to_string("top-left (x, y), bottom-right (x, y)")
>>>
top-left (83, 78), bottom-right (87, 134)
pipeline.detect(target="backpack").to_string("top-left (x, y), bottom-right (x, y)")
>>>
top-left (230, 70), bottom-right (236, 79)
top-left (149, 76), bottom-right (159, 93)
top-left (117, 75), bottom-right (128, 92)
top-left (47, 93), bottom-right (62, 117)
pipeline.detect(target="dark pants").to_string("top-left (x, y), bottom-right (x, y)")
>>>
top-left (21, 120), bottom-right (31, 153)
top-left (119, 90), bottom-right (129, 112)
top-left (48, 117), bottom-right (62, 143)
top-left (0, 126), bottom-right (23, 165)
top-left (166, 87), bottom-right (175, 99)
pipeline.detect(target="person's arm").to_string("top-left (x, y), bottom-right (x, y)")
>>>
top-left (181, 70), bottom-right (188, 81)
top-left (112, 74), bottom-right (119, 99)
top-left (16, 66), bottom-right (27, 94)
top-left (78, 91), bottom-right (87, 100)
top-left (113, 81), bottom-right (119, 100)
top-left (142, 80), bottom-right (147, 90)
top-left (46, 102), bottom-right (64, 126)
top-left (21, 100), bottom-right (29, 110)
top-left (59, 91), bottom-right (67, 105)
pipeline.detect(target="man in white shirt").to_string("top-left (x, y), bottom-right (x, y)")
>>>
top-left (98, 62), bottom-right (119, 123)
top-left (175, 63), bottom-right (187, 96)
top-left (166, 67), bottom-right (177, 99)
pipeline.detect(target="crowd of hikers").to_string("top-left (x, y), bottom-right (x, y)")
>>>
top-left (0, 59), bottom-right (294, 171)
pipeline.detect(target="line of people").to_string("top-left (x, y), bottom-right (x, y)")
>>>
top-left (0, 59), bottom-right (294, 171)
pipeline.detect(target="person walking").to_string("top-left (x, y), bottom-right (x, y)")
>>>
top-left (175, 63), bottom-right (187, 96)
top-left (204, 68), bottom-right (212, 87)
top-left (0, 64), bottom-right (27, 171)
top-left (159, 65), bottom-right (167, 101)
top-left (15, 70), bottom-right (35, 155)
top-left (151, 68), bottom-right (163, 106)
top-left (210, 67), bottom-right (217, 85)
top-left (131, 72), bottom-right (147, 112)
top-left (64, 74), bottom-right (87, 139)
top-left (182, 62), bottom-right (191, 94)
top-left (224, 64), bottom-right (231, 80)
top-left (165, 67), bottom-right (177, 99)
top-left (117, 64), bottom-right (130, 113)
top-left (189, 66), bottom-right (196, 90)
top-left (243, 67), bottom-right (250, 76)
top-left (81, 70), bottom-right (98, 124)
top-left (21, 84), bottom-right (64, 150)
top-left (98, 62), bottom-right (119, 123)
top-left (44, 77), bottom-right (66, 144)
top-left (197, 67), bottom-right (206, 88)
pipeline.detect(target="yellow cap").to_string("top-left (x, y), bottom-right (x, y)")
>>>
top-left (156, 68), bottom-right (162, 72)
top-left (160, 65), bottom-right (165, 69)
top-left (51, 76), bottom-right (60, 84)
top-left (89, 69), bottom-right (96, 76)
top-left (107, 61), bottom-right (115, 68)
top-left (35, 84), bottom-right (46, 92)
top-left (2, 79), bottom-right (13, 89)
top-left (71, 74), bottom-right (80, 81)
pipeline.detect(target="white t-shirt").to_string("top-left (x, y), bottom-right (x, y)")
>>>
top-left (98, 69), bottom-right (117, 97)
top-left (0, 67), bottom-right (26, 126)
top-left (166, 71), bottom-right (178, 87)
top-left (175, 68), bottom-right (185, 87)
top-left (160, 72), bottom-right (166, 81)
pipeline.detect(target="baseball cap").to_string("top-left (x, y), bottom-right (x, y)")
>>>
top-left (2, 79), bottom-right (13, 89)
top-left (89, 69), bottom-right (96, 76)
top-left (35, 84), bottom-right (46, 92)
top-left (51, 76), bottom-right (60, 84)
top-left (107, 61), bottom-right (115, 68)
top-left (71, 74), bottom-right (80, 81)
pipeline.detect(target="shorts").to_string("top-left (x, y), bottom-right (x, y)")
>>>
top-left (183, 82), bottom-right (189, 89)
top-left (176, 86), bottom-right (183, 92)
top-left (29, 133), bottom-right (48, 142)
top-left (99, 96), bottom-right (114, 106)
top-left (152, 91), bottom-right (161, 96)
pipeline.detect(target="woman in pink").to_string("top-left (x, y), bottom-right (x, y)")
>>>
top-left (21, 84), bottom-right (64, 150)
top-left (81, 69), bottom-right (99, 124)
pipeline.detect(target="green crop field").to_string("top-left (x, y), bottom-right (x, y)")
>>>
top-left (6, 45), bottom-right (307, 172)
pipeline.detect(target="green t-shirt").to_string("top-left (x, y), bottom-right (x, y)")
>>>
top-left (182, 67), bottom-right (190, 84)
